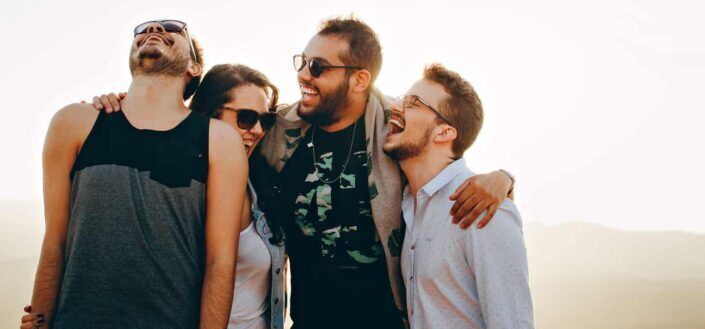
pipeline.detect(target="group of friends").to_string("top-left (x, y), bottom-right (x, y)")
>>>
top-left (21, 16), bottom-right (534, 329)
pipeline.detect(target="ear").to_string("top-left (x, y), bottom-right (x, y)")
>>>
top-left (434, 124), bottom-right (457, 143)
top-left (350, 69), bottom-right (372, 94)
top-left (187, 62), bottom-right (203, 78)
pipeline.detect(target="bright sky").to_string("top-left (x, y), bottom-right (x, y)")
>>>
top-left (1, 0), bottom-right (703, 232)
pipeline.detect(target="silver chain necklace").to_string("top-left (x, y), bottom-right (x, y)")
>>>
top-left (309, 120), bottom-right (358, 184)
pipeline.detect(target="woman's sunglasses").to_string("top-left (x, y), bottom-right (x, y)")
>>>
top-left (133, 19), bottom-right (198, 64)
top-left (221, 107), bottom-right (276, 131)
top-left (292, 54), bottom-right (363, 78)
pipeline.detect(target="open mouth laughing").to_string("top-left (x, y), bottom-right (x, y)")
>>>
top-left (300, 84), bottom-right (320, 104)
top-left (388, 112), bottom-right (406, 135)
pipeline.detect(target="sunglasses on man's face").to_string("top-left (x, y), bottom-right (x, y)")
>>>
top-left (221, 107), bottom-right (276, 131)
top-left (133, 19), bottom-right (198, 64)
top-left (292, 54), bottom-right (363, 78)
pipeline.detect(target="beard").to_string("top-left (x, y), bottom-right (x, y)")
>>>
top-left (383, 125), bottom-right (434, 161)
top-left (129, 46), bottom-right (190, 78)
top-left (297, 78), bottom-right (350, 126)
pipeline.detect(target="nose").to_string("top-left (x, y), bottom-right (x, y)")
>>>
top-left (298, 63), bottom-right (313, 83)
top-left (390, 99), bottom-right (404, 114)
top-left (249, 121), bottom-right (264, 136)
top-left (146, 22), bottom-right (166, 34)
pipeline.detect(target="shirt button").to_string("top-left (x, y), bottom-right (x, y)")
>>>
top-left (410, 244), bottom-right (416, 250)
top-left (276, 268), bottom-right (281, 274)
top-left (274, 298), bottom-right (279, 304)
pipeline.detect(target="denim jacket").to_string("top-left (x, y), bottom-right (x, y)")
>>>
top-left (249, 181), bottom-right (287, 329)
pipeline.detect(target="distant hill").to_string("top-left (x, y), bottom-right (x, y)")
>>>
top-left (1, 200), bottom-right (704, 329)
top-left (524, 222), bottom-right (705, 329)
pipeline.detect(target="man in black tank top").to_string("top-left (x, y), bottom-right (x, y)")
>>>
top-left (27, 20), bottom-right (248, 329)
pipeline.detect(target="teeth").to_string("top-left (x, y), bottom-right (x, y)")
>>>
top-left (244, 140), bottom-right (254, 147)
top-left (389, 119), bottom-right (405, 129)
top-left (300, 85), bottom-right (319, 95)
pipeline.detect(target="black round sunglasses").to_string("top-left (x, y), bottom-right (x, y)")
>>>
top-left (292, 54), bottom-right (363, 78)
top-left (220, 107), bottom-right (276, 131)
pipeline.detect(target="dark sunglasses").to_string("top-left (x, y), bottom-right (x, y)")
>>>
top-left (133, 20), bottom-right (198, 64)
top-left (221, 107), bottom-right (276, 131)
top-left (397, 94), bottom-right (453, 126)
top-left (292, 54), bottom-right (363, 78)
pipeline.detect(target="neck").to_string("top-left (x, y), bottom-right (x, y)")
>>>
top-left (319, 94), bottom-right (367, 132)
top-left (400, 149), bottom-right (456, 197)
top-left (121, 74), bottom-right (188, 117)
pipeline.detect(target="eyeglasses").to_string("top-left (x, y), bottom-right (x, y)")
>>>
top-left (220, 107), bottom-right (276, 131)
top-left (292, 55), bottom-right (363, 78)
top-left (397, 94), bottom-right (453, 125)
top-left (133, 20), bottom-right (198, 64)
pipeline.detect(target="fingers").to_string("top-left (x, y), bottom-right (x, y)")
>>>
top-left (107, 93), bottom-right (121, 112)
top-left (477, 203), bottom-right (499, 229)
top-left (20, 312), bottom-right (44, 329)
top-left (449, 177), bottom-right (473, 201)
top-left (21, 313), bottom-right (36, 322)
top-left (459, 199), bottom-right (492, 229)
top-left (100, 95), bottom-right (113, 113)
top-left (450, 184), bottom-right (476, 217)
top-left (92, 96), bottom-right (104, 111)
top-left (452, 189), bottom-right (481, 224)
top-left (118, 92), bottom-right (128, 100)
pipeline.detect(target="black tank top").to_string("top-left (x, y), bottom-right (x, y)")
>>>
top-left (54, 110), bottom-right (209, 329)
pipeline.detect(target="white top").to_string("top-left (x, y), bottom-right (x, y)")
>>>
top-left (228, 216), bottom-right (272, 328)
top-left (401, 158), bottom-right (534, 329)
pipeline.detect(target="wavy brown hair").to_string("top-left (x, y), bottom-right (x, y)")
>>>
top-left (423, 63), bottom-right (484, 158)
top-left (318, 16), bottom-right (382, 90)
top-left (189, 63), bottom-right (279, 118)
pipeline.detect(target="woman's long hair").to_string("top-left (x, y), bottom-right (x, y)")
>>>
top-left (189, 64), bottom-right (284, 244)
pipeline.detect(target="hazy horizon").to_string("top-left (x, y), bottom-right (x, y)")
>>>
top-left (3, 203), bottom-right (704, 329)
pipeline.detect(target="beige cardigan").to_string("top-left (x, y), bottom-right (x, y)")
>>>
top-left (259, 89), bottom-right (407, 323)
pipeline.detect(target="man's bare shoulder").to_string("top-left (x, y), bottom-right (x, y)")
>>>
top-left (44, 103), bottom-right (101, 155)
top-left (51, 103), bottom-right (100, 131)
top-left (208, 118), bottom-right (245, 161)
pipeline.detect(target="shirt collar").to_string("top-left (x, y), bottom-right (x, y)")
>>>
top-left (420, 158), bottom-right (468, 197)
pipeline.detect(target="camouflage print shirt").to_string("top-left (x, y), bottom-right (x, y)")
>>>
top-left (279, 116), bottom-right (403, 329)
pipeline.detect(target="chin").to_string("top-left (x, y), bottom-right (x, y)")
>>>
top-left (382, 142), bottom-right (396, 155)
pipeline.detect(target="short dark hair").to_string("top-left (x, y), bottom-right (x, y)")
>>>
top-left (317, 16), bottom-right (382, 89)
top-left (188, 63), bottom-right (279, 118)
top-left (183, 35), bottom-right (204, 100)
top-left (423, 63), bottom-right (483, 158)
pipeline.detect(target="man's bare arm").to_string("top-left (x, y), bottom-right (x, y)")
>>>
top-left (30, 104), bottom-right (97, 326)
top-left (449, 170), bottom-right (515, 229)
top-left (200, 119), bottom-right (248, 329)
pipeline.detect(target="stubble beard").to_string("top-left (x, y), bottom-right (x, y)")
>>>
top-left (383, 125), bottom-right (434, 161)
top-left (129, 47), bottom-right (190, 78)
top-left (298, 78), bottom-right (350, 127)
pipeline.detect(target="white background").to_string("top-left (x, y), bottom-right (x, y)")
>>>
top-left (1, 0), bottom-right (703, 232)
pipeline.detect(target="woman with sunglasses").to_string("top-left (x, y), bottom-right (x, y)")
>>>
top-left (189, 64), bottom-right (286, 329)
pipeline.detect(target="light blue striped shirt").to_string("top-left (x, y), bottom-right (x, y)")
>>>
top-left (401, 158), bottom-right (534, 329)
